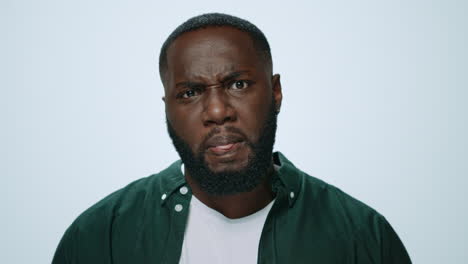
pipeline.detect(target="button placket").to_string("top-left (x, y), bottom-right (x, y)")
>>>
top-left (179, 186), bottom-right (188, 195)
top-left (174, 204), bottom-right (183, 212)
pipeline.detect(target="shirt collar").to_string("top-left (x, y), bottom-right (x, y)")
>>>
top-left (159, 151), bottom-right (303, 208)
top-left (159, 159), bottom-right (186, 206)
top-left (274, 151), bottom-right (302, 207)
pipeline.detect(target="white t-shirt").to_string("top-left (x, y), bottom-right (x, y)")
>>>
top-left (179, 166), bottom-right (275, 264)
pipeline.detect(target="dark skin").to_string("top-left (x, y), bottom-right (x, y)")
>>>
top-left (163, 26), bottom-right (282, 218)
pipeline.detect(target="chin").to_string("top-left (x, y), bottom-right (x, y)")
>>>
top-left (204, 145), bottom-right (251, 173)
top-left (207, 160), bottom-right (249, 174)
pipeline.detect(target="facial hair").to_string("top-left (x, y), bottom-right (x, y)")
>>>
top-left (166, 98), bottom-right (278, 196)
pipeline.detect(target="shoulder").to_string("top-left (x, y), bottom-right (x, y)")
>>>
top-left (73, 172), bottom-right (162, 228)
top-left (300, 172), bottom-right (385, 233)
top-left (72, 160), bottom-right (182, 228)
top-left (276, 152), bottom-right (383, 232)
top-left (297, 172), bottom-right (411, 262)
top-left (52, 160), bottom-right (183, 263)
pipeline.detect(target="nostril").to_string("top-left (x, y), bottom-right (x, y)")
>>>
top-left (202, 101), bottom-right (236, 126)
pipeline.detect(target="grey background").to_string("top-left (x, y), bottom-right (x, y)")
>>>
top-left (2, 0), bottom-right (467, 263)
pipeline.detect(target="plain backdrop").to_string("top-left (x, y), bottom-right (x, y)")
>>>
top-left (2, 0), bottom-right (467, 263)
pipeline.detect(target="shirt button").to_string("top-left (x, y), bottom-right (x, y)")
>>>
top-left (175, 204), bottom-right (183, 212)
top-left (290, 191), bottom-right (295, 199)
top-left (179, 186), bottom-right (188, 195)
top-left (161, 193), bottom-right (167, 200)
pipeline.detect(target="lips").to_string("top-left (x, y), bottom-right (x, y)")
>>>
top-left (205, 133), bottom-right (245, 155)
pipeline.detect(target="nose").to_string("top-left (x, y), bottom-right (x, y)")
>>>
top-left (201, 87), bottom-right (236, 126)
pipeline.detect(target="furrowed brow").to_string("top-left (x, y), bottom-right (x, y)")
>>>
top-left (174, 71), bottom-right (250, 89)
top-left (220, 71), bottom-right (250, 83)
top-left (175, 81), bottom-right (204, 89)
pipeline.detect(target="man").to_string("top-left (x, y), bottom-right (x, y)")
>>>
top-left (53, 13), bottom-right (411, 263)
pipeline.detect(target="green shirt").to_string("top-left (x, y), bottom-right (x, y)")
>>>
top-left (53, 152), bottom-right (411, 263)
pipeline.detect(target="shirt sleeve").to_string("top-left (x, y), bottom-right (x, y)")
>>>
top-left (51, 219), bottom-right (113, 264)
top-left (378, 216), bottom-right (412, 264)
top-left (355, 213), bottom-right (412, 264)
top-left (52, 225), bottom-right (76, 264)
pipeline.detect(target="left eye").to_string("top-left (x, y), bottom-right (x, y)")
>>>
top-left (230, 80), bottom-right (249, 90)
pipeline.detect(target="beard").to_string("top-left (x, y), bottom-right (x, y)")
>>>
top-left (166, 98), bottom-right (278, 196)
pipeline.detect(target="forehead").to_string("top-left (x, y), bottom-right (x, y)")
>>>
top-left (165, 26), bottom-right (264, 85)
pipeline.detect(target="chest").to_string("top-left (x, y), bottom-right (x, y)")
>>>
top-left (179, 197), bottom-right (273, 264)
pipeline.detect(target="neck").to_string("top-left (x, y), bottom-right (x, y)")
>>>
top-left (185, 165), bottom-right (276, 219)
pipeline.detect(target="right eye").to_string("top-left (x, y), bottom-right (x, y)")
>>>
top-left (177, 88), bottom-right (200, 99)
top-left (182, 89), bottom-right (197, 98)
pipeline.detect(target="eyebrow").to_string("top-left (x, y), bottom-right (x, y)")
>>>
top-left (220, 70), bottom-right (250, 83)
top-left (174, 70), bottom-right (251, 89)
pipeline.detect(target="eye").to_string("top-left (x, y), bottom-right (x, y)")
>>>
top-left (230, 80), bottom-right (249, 90)
top-left (178, 88), bottom-right (199, 99)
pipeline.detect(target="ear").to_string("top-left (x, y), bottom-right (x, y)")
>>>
top-left (271, 74), bottom-right (282, 113)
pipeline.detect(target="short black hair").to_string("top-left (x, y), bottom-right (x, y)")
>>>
top-left (158, 13), bottom-right (272, 83)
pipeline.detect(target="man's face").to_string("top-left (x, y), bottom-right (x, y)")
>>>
top-left (163, 26), bottom-right (282, 195)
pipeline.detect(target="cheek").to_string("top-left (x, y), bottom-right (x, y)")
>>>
top-left (167, 106), bottom-right (205, 149)
top-left (235, 95), bottom-right (272, 141)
